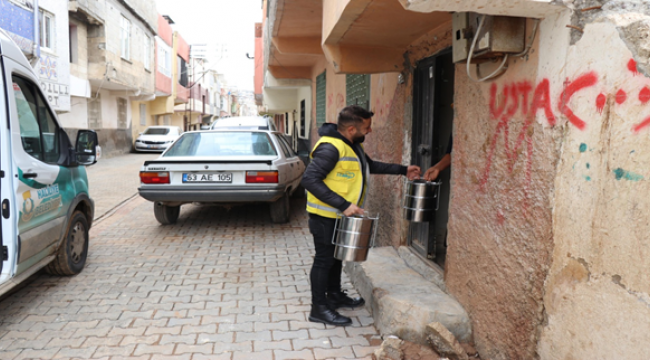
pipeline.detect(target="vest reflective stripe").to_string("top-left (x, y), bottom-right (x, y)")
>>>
top-left (306, 136), bottom-right (366, 218)
top-left (306, 201), bottom-right (339, 214)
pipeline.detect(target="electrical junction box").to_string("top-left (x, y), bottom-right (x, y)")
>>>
top-left (452, 12), bottom-right (526, 63)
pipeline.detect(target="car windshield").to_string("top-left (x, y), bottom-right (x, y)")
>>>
top-left (144, 128), bottom-right (170, 135)
top-left (163, 132), bottom-right (278, 157)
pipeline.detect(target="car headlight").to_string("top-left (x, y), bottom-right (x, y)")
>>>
top-left (135, 140), bottom-right (143, 143)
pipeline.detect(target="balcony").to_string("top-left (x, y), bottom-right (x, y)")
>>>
top-left (321, 0), bottom-right (450, 74)
top-left (267, 0), bottom-right (324, 80)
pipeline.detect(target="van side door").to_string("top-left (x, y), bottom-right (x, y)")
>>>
top-left (5, 63), bottom-right (73, 273)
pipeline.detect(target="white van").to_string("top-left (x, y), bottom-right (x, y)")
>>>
top-left (0, 30), bottom-right (99, 296)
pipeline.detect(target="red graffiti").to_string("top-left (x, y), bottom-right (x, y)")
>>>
top-left (639, 87), bottom-right (650, 104)
top-left (327, 93), bottom-right (333, 107)
top-left (558, 72), bottom-right (598, 130)
top-left (633, 116), bottom-right (650, 132)
top-left (480, 79), bottom-right (555, 201)
top-left (628, 59), bottom-right (639, 76)
top-left (616, 89), bottom-right (627, 105)
top-left (596, 93), bottom-right (606, 114)
top-left (336, 94), bottom-right (345, 110)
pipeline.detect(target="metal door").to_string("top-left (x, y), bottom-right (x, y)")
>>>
top-left (408, 49), bottom-right (454, 267)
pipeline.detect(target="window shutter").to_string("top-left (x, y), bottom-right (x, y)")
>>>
top-left (346, 74), bottom-right (370, 110)
top-left (316, 71), bottom-right (326, 127)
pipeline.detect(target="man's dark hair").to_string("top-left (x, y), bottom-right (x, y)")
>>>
top-left (337, 105), bottom-right (374, 130)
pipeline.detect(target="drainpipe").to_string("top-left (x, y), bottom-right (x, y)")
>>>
top-left (31, 0), bottom-right (40, 68)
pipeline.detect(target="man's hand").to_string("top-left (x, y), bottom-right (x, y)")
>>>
top-left (406, 165), bottom-right (421, 180)
top-left (424, 167), bottom-right (440, 181)
top-left (343, 203), bottom-right (364, 217)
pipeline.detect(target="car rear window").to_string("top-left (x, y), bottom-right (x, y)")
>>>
top-left (144, 128), bottom-right (170, 135)
top-left (163, 132), bottom-right (278, 157)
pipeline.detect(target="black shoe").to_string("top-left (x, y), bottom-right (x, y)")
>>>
top-left (327, 290), bottom-right (365, 309)
top-left (308, 304), bottom-right (352, 326)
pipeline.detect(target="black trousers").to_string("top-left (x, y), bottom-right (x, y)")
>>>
top-left (308, 214), bottom-right (342, 305)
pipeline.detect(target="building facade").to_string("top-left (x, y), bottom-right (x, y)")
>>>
top-left (264, 1), bottom-right (650, 359)
top-left (1, 0), bottom-right (71, 114)
top-left (63, 0), bottom-right (157, 157)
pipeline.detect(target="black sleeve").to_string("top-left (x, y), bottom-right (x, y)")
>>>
top-left (300, 143), bottom-right (351, 212)
top-left (365, 154), bottom-right (407, 175)
top-left (446, 135), bottom-right (453, 154)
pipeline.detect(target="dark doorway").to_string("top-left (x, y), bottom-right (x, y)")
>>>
top-left (409, 49), bottom-right (454, 268)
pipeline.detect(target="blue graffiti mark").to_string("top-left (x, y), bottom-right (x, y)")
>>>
top-left (586, 163), bottom-right (590, 169)
top-left (613, 168), bottom-right (644, 181)
top-left (579, 143), bottom-right (587, 153)
top-left (584, 176), bottom-right (591, 181)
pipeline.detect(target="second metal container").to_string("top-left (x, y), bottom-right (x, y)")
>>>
top-left (402, 180), bottom-right (441, 222)
top-left (332, 214), bottom-right (378, 262)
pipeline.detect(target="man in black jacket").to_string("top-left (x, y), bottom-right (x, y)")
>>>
top-left (301, 105), bottom-right (420, 326)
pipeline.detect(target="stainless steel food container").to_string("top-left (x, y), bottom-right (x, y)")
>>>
top-left (402, 180), bottom-right (441, 222)
top-left (332, 214), bottom-right (378, 262)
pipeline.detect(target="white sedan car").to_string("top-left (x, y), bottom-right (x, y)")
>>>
top-left (138, 127), bottom-right (306, 224)
top-left (134, 126), bottom-right (182, 152)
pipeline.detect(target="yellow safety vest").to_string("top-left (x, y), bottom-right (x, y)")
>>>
top-left (306, 136), bottom-right (366, 218)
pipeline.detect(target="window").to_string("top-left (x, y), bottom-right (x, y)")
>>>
top-left (178, 56), bottom-right (188, 87)
top-left (346, 74), bottom-right (371, 109)
top-left (164, 132), bottom-right (277, 157)
top-left (140, 104), bottom-right (146, 126)
top-left (12, 76), bottom-right (61, 163)
top-left (299, 100), bottom-right (306, 138)
top-left (143, 36), bottom-right (151, 70)
top-left (120, 15), bottom-right (131, 60)
top-left (69, 24), bottom-right (78, 63)
top-left (157, 38), bottom-right (172, 77)
top-left (316, 71), bottom-right (326, 127)
top-left (88, 96), bottom-right (102, 129)
top-left (39, 10), bottom-right (55, 51)
top-left (117, 98), bottom-right (127, 129)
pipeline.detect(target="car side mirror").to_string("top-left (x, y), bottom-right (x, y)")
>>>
top-left (75, 130), bottom-right (99, 166)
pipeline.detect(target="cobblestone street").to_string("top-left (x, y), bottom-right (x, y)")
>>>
top-left (0, 154), bottom-right (380, 360)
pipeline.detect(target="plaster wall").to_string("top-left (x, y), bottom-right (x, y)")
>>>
top-left (131, 101), bottom-right (155, 140)
top-left (58, 97), bottom-right (88, 129)
top-left (263, 88), bottom-right (297, 112)
top-left (69, 18), bottom-right (89, 80)
top-left (539, 19), bottom-right (650, 359)
top-left (442, 14), bottom-right (566, 359)
top-left (297, 86), bottom-right (312, 140)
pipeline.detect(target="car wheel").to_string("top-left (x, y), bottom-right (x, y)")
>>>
top-left (154, 202), bottom-right (180, 225)
top-left (270, 192), bottom-right (290, 223)
top-left (291, 184), bottom-right (306, 198)
top-left (45, 211), bottom-right (89, 276)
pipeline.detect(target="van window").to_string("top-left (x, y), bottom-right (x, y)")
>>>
top-left (12, 76), bottom-right (61, 163)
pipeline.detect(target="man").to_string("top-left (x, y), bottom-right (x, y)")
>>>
top-left (423, 136), bottom-right (452, 181)
top-left (301, 105), bottom-right (420, 326)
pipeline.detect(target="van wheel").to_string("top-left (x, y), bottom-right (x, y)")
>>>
top-left (154, 202), bottom-right (180, 225)
top-left (270, 192), bottom-right (290, 223)
top-left (45, 211), bottom-right (89, 276)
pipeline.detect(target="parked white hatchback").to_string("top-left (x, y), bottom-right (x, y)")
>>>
top-left (133, 126), bottom-right (182, 152)
top-left (138, 119), bottom-right (306, 224)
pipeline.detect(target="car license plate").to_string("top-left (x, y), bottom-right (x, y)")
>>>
top-left (183, 173), bottom-right (232, 183)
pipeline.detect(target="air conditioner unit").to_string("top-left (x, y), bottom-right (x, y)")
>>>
top-left (452, 12), bottom-right (526, 64)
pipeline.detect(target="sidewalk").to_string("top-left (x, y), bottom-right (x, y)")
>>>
top-left (86, 153), bottom-right (158, 220)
